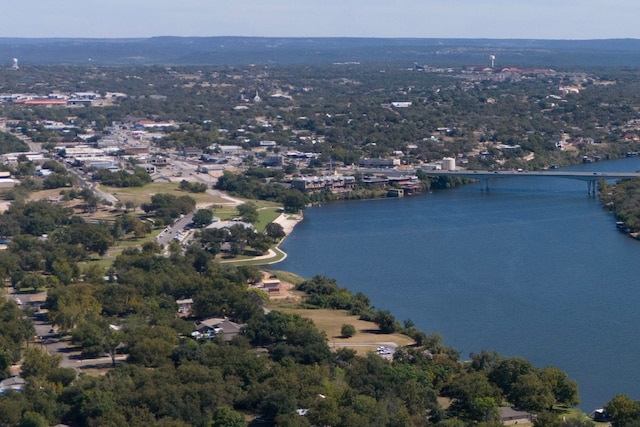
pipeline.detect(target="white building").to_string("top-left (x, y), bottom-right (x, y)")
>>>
top-left (442, 157), bottom-right (456, 171)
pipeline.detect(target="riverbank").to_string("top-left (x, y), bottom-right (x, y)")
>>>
top-left (275, 158), bottom-right (640, 412)
top-left (219, 211), bottom-right (303, 265)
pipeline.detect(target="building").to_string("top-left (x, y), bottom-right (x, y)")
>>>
top-left (217, 145), bottom-right (245, 156)
top-left (261, 279), bottom-right (281, 293)
top-left (0, 376), bottom-right (25, 394)
top-left (192, 317), bottom-right (243, 342)
top-left (263, 155), bottom-right (283, 167)
top-left (442, 157), bottom-right (456, 171)
top-left (139, 163), bottom-right (157, 174)
top-left (391, 101), bottom-right (412, 108)
top-left (148, 155), bottom-right (168, 166)
top-left (498, 407), bottom-right (533, 425)
top-left (123, 146), bottom-right (149, 156)
top-left (0, 178), bottom-right (16, 189)
top-left (292, 175), bottom-right (356, 193)
top-left (62, 147), bottom-right (107, 160)
top-left (2, 152), bottom-right (46, 165)
top-left (13, 292), bottom-right (47, 311)
top-left (176, 298), bottom-right (194, 316)
top-left (181, 147), bottom-right (203, 158)
top-left (16, 99), bottom-right (68, 106)
top-left (67, 99), bottom-right (93, 107)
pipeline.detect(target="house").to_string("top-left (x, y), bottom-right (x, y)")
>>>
top-left (193, 317), bottom-right (243, 342)
top-left (391, 101), bottom-right (412, 108)
top-left (498, 407), bottom-right (533, 425)
top-left (13, 292), bottom-right (47, 311)
top-left (0, 376), bottom-right (25, 394)
top-left (590, 409), bottom-right (609, 422)
top-left (261, 279), bottom-right (281, 293)
top-left (139, 163), bottom-right (156, 174)
top-left (181, 147), bottom-right (203, 158)
top-left (176, 298), bottom-right (194, 316)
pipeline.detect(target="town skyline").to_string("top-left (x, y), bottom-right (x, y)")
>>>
top-left (3, 0), bottom-right (640, 40)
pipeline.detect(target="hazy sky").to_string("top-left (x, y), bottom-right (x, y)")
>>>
top-left (3, 0), bottom-right (639, 40)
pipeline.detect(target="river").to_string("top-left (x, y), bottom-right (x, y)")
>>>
top-left (277, 157), bottom-right (640, 412)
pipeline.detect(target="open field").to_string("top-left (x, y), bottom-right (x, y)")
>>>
top-left (264, 272), bottom-right (414, 354)
top-left (272, 306), bottom-right (415, 355)
top-left (255, 207), bottom-right (281, 232)
top-left (99, 182), bottom-right (228, 206)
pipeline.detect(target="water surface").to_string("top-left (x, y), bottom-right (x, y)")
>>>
top-left (278, 158), bottom-right (640, 411)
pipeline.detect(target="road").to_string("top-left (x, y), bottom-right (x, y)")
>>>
top-left (155, 212), bottom-right (196, 248)
top-left (0, 120), bottom-right (42, 152)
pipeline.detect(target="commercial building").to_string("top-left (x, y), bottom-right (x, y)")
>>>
top-left (292, 174), bottom-right (356, 193)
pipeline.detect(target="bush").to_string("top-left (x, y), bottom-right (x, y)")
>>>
top-left (341, 324), bottom-right (356, 338)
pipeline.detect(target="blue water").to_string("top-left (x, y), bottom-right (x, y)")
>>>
top-left (278, 158), bottom-right (640, 411)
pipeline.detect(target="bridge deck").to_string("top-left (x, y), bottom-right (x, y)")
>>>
top-left (425, 170), bottom-right (640, 181)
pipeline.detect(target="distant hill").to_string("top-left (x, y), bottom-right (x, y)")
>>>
top-left (1, 37), bottom-right (640, 68)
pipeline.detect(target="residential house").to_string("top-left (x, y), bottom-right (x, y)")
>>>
top-left (498, 407), bottom-right (533, 425)
top-left (192, 317), bottom-right (243, 342)
top-left (0, 376), bottom-right (25, 394)
top-left (176, 298), bottom-right (194, 317)
top-left (13, 292), bottom-right (47, 311)
top-left (261, 279), bottom-right (281, 293)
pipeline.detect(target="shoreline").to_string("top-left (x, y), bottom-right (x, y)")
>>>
top-left (266, 212), bottom-right (303, 264)
top-left (219, 212), bottom-right (303, 265)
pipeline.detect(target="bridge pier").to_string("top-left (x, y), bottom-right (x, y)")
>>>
top-left (481, 178), bottom-right (489, 191)
top-left (587, 180), bottom-right (598, 196)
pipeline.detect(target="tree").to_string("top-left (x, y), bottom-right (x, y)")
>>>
top-left (489, 357), bottom-right (534, 398)
top-left (282, 190), bottom-right (308, 213)
top-left (20, 347), bottom-right (62, 380)
top-left (47, 283), bottom-right (102, 332)
top-left (443, 371), bottom-right (502, 421)
top-left (237, 203), bottom-right (258, 223)
top-left (212, 407), bottom-right (246, 427)
top-left (374, 310), bottom-right (398, 334)
top-left (192, 209), bottom-right (214, 228)
top-left (19, 411), bottom-right (48, 427)
top-left (605, 394), bottom-right (640, 427)
top-left (341, 323), bottom-right (356, 338)
top-left (124, 200), bottom-right (137, 212)
top-left (265, 222), bottom-right (285, 240)
top-left (540, 366), bottom-right (580, 407)
top-left (15, 273), bottom-right (46, 292)
top-left (72, 318), bottom-right (123, 365)
top-left (509, 373), bottom-right (555, 412)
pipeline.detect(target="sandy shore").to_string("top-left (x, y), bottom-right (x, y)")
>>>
top-left (271, 212), bottom-right (303, 236)
top-left (219, 212), bottom-right (302, 265)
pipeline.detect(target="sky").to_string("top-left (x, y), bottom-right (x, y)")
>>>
top-left (3, 0), bottom-right (640, 40)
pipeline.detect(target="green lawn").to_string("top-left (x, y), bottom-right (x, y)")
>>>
top-left (99, 183), bottom-right (231, 206)
top-left (255, 207), bottom-right (281, 232)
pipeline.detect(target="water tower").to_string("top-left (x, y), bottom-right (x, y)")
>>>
top-left (11, 58), bottom-right (18, 70)
top-left (490, 55), bottom-right (496, 69)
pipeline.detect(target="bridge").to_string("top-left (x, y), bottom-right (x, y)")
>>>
top-left (424, 170), bottom-right (640, 194)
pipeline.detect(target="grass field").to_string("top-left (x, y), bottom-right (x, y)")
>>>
top-left (278, 307), bottom-right (415, 354)
top-left (263, 272), bottom-right (415, 354)
top-left (255, 207), bottom-right (281, 232)
top-left (99, 182), bottom-right (230, 206)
